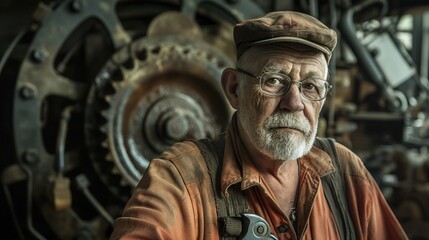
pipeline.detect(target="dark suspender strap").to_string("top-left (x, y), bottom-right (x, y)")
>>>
top-left (314, 137), bottom-right (356, 240)
top-left (193, 136), bottom-right (249, 239)
top-left (196, 136), bottom-right (355, 239)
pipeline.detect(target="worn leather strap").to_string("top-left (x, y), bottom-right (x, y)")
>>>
top-left (314, 137), bottom-right (356, 240)
top-left (193, 135), bottom-right (250, 239)
top-left (195, 136), bottom-right (355, 239)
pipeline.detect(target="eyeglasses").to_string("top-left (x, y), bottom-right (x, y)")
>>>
top-left (236, 68), bottom-right (332, 101)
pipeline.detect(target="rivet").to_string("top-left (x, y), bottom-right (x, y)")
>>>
top-left (70, 0), bottom-right (83, 12)
top-left (19, 84), bottom-right (37, 100)
top-left (31, 49), bottom-right (49, 63)
top-left (22, 149), bottom-right (39, 164)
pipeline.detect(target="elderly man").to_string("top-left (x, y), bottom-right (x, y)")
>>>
top-left (109, 11), bottom-right (408, 240)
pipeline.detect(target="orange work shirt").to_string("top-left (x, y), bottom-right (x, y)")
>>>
top-left (109, 118), bottom-right (408, 240)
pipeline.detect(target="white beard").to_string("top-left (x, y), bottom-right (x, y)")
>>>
top-left (243, 112), bottom-right (317, 161)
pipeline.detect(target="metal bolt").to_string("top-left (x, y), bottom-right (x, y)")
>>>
top-left (70, 0), bottom-right (83, 12)
top-left (31, 49), bottom-right (49, 63)
top-left (20, 85), bottom-right (36, 99)
top-left (22, 149), bottom-right (39, 164)
top-left (164, 116), bottom-right (189, 140)
top-left (256, 225), bottom-right (265, 234)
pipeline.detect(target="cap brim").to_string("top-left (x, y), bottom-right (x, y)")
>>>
top-left (251, 36), bottom-right (331, 60)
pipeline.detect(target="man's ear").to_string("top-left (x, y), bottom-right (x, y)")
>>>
top-left (221, 68), bottom-right (239, 109)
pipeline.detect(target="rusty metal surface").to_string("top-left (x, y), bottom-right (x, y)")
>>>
top-left (0, 0), bottom-right (267, 239)
top-left (86, 35), bottom-right (233, 190)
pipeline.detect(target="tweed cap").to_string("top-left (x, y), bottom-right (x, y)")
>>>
top-left (234, 11), bottom-right (337, 62)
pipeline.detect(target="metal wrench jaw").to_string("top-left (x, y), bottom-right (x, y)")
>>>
top-left (239, 213), bottom-right (278, 240)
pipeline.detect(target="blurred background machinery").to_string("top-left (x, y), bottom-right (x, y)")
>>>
top-left (0, 0), bottom-right (428, 239)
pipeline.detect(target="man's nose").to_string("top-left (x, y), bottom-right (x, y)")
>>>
top-left (278, 84), bottom-right (304, 112)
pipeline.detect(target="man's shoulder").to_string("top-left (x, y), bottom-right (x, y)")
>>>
top-left (158, 140), bottom-right (201, 160)
top-left (334, 141), bottom-right (370, 181)
top-left (155, 140), bottom-right (210, 183)
top-left (333, 141), bottom-right (361, 164)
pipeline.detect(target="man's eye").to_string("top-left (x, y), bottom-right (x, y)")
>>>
top-left (302, 82), bottom-right (316, 90)
top-left (265, 77), bottom-right (283, 85)
top-left (302, 79), bottom-right (324, 93)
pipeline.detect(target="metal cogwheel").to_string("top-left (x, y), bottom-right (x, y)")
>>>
top-left (0, 0), bottom-right (266, 239)
top-left (86, 35), bottom-right (234, 194)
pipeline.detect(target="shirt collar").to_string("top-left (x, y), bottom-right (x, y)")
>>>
top-left (220, 113), bottom-right (335, 196)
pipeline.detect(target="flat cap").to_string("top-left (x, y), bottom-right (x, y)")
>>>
top-left (234, 11), bottom-right (337, 62)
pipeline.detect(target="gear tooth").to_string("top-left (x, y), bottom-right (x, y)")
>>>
top-left (104, 95), bottom-right (112, 103)
top-left (99, 125), bottom-right (107, 133)
top-left (105, 154), bottom-right (114, 161)
top-left (101, 110), bottom-right (110, 119)
top-left (120, 178), bottom-right (128, 186)
top-left (111, 166), bottom-right (120, 174)
top-left (101, 140), bottom-right (109, 148)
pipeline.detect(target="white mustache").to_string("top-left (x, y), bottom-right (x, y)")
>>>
top-left (264, 112), bottom-right (311, 134)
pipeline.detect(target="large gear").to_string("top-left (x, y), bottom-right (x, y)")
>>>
top-left (86, 35), bottom-right (234, 195)
top-left (0, 0), bottom-right (267, 238)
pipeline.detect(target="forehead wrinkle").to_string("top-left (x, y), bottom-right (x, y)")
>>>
top-left (261, 63), bottom-right (284, 75)
top-left (263, 56), bottom-right (327, 79)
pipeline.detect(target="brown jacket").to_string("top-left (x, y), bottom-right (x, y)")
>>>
top-left (109, 118), bottom-right (408, 240)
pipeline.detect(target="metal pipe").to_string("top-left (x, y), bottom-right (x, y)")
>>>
top-left (55, 105), bottom-right (76, 175)
top-left (23, 166), bottom-right (47, 240)
top-left (338, 0), bottom-right (386, 87)
top-left (75, 174), bottom-right (114, 225)
top-left (2, 163), bottom-right (47, 239)
top-left (338, 0), bottom-right (402, 110)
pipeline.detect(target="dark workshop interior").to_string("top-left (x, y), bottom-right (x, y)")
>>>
top-left (1, 0), bottom-right (429, 239)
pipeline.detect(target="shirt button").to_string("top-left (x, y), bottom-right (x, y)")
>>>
top-left (277, 224), bottom-right (289, 233)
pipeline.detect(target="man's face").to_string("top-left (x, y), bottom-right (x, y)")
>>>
top-left (236, 45), bottom-right (328, 161)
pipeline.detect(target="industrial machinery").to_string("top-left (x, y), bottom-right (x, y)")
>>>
top-left (0, 0), bottom-right (428, 239)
